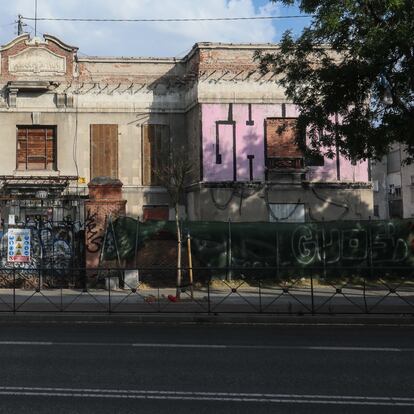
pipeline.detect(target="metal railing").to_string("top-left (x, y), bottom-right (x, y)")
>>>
top-left (0, 266), bottom-right (413, 314)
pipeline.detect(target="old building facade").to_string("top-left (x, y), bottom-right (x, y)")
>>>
top-left (371, 145), bottom-right (414, 220)
top-left (0, 33), bottom-right (373, 224)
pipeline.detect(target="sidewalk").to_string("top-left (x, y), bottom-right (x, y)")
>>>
top-left (0, 283), bottom-right (413, 318)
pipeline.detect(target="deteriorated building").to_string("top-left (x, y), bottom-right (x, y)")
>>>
top-left (0, 33), bottom-right (373, 224)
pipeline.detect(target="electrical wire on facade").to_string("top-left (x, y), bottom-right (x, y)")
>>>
top-left (310, 187), bottom-right (349, 220)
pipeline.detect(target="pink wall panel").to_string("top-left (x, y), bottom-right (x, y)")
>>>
top-left (201, 103), bottom-right (369, 183)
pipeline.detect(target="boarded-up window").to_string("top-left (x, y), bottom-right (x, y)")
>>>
top-left (90, 124), bottom-right (118, 179)
top-left (142, 124), bottom-right (170, 186)
top-left (387, 150), bottom-right (401, 173)
top-left (305, 152), bottom-right (325, 167)
top-left (17, 126), bottom-right (56, 170)
top-left (389, 199), bottom-right (403, 218)
top-left (266, 118), bottom-right (303, 170)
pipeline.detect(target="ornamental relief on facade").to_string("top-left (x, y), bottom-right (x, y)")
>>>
top-left (8, 47), bottom-right (66, 75)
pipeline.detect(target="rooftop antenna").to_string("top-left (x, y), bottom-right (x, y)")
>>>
top-left (17, 14), bottom-right (24, 35)
top-left (34, 0), bottom-right (38, 36)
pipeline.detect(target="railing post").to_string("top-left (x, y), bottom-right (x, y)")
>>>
top-left (13, 267), bottom-right (16, 314)
top-left (227, 219), bottom-right (232, 281)
top-left (363, 277), bottom-right (368, 313)
top-left (108, 269), bottom-right (111, 313)
top-left (368, 217), bottom-right (374, 280)
top-left (310, 273), bottom-right (315, 315)
top-left (207, 274), bottom-right (211, 314)
top-left (259, 279), bottom-right (262, 313)
top-left (276, 228), bottom-right (280, 281)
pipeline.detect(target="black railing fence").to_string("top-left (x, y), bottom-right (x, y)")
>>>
top-left (0, 266), bottom-right (413, 314)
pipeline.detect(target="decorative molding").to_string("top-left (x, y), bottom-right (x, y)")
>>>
top-left (31, 112), bottom-right (41, 125)
top-left (0, 34), bottom-right (30, 51)
top-left (43, 34), bottom-right (78, 52)
top-left (9, 47), bottom-right (66, 75)
top-left (8, 88), bottom-right (17, 107)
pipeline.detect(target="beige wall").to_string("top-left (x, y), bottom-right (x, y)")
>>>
top-left (187, 185), bottom-right (373, 222)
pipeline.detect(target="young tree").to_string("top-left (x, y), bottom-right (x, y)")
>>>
top-left (256, 0), bottom-right (414, 161)
top-left (154, 159), bottom-right (193, 299)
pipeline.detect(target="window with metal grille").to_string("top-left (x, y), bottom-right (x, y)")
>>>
top-left (142, 124), bottom-right (170, 186)
top-left (16, 126), bottom-right (56, 170)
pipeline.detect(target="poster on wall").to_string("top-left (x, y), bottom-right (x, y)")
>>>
top-left (7, 229), bottom-right (31, 263)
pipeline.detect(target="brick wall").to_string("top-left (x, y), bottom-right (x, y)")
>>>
top-left (84, 178), bottom-right (126, 275)
top-left (266, 118), bottom-right (302, 158)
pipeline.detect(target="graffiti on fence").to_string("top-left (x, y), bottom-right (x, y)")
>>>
top-left (0, 219), bottom-right (80, 278)
top-left (102, 218), bottom-right (414, 276)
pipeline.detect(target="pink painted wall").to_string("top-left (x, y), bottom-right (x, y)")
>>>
top-left (201, 103), bottom-right (369, 182)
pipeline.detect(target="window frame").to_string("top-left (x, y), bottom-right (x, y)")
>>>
top-left (16, 125), bottom-right (57, 171)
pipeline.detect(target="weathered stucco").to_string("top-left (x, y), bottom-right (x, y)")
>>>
top-left (0, 34), bottom-right (373, 222)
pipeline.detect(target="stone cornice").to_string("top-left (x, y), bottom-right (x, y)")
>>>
top-left (0, 34), bottom-right (30, 51)
top-left (43, 34), bottom-right (78, 52)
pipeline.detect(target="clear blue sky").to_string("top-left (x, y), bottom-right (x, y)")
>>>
top-left (0, 0), bottom-right (311, 57)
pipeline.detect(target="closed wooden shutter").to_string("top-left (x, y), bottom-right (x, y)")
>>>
top-left (142, 124), bottom-right (170, 186)
top-left (90, 124), bottom-right (118, 179)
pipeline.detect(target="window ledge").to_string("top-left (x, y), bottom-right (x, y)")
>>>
top-left (12, 170), bottom-right (61, 177)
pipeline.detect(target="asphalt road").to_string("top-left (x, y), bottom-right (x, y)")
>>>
top-left (0, 322), bottom-right (413, 413)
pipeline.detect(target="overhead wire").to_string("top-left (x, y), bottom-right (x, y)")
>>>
top-left (21, 15), bottom-right (313, 23)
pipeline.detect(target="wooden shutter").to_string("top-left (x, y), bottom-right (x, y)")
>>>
top-left (142, 125), bottom-right (170, 186)
top-left (90, 124), bottom-right (118, 179)
top-left (142, 125), bottom-right (151, 186)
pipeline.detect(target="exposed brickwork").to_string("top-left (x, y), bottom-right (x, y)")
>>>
top-left (198, 48), bottom-right (258, 72)
top-left (84, 179), bottom-right (126, 274)
top-left (266, 118), bottom-right (302, 158)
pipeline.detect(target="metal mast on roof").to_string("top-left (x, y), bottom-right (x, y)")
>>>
top-left (34, 0), bottom-right (37, 36)
top-left (17, 15), bottom-right (24, 35)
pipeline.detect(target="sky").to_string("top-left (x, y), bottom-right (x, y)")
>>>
top-left (0, 0), bottom-right (311, 57)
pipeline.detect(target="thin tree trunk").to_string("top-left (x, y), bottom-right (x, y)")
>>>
top-left (175, 203), bottom-right (181, 299)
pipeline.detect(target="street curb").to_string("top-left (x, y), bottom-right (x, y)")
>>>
top-left (0, 312), bottom-right (413, 325)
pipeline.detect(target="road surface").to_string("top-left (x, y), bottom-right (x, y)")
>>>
top-left (0, 322), bottom-right (412, 413)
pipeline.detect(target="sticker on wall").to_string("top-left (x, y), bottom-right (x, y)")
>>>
top-left (7, 229), bottom-right (31, 263)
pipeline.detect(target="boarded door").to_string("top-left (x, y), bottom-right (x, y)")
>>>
top-left (90, 124), bottom-right (118, 179)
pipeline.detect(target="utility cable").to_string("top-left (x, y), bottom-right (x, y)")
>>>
top-left (21, 15), bottom-right (313, 23)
